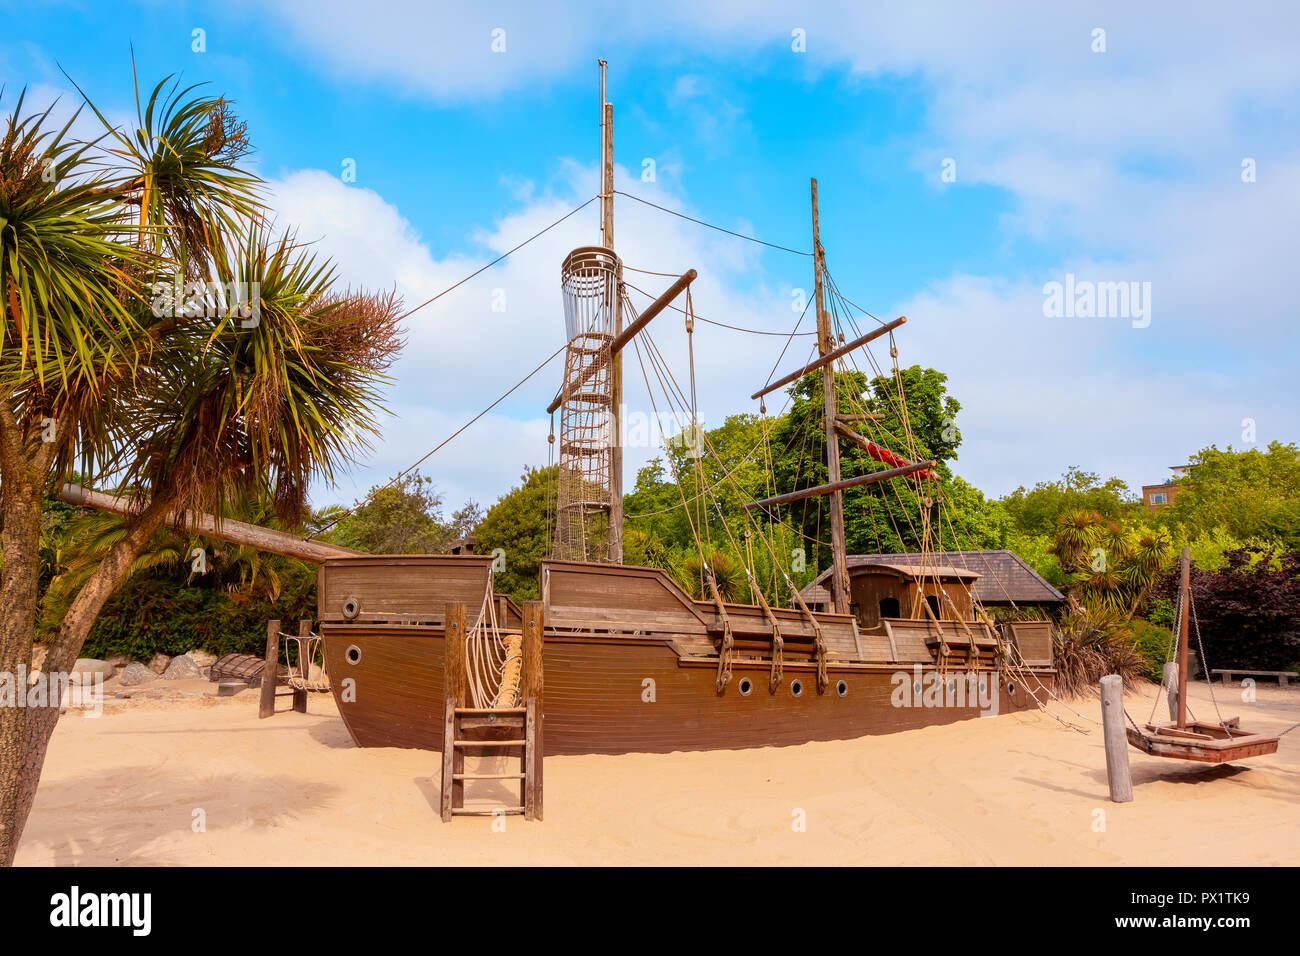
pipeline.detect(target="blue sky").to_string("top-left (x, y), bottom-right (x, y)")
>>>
top-left (4, 1), bottom-right (1298, 514)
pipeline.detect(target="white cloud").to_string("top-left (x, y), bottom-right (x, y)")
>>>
top-left (270, 164), bottom-right (820, 513)
top-left (261, 1), bottom-right (1300, 503)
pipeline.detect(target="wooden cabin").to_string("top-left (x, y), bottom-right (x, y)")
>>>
top-left (801, 551), bottom-right (1065, 622)
top-left (841, 563), bottom-right (979, 630)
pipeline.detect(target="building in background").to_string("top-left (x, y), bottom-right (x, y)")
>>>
top-left (1142, 463), bottom-right (1193, 512)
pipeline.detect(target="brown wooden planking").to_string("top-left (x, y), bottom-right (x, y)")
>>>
top-left (322, 624), bottom-right (1048, 755)
top-left (1008, 621), bottom-right (1054, 666)
top-left (318, 554), bottom-right (494, 623)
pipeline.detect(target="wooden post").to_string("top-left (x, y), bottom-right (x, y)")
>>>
top-left (522, 600), bottom-right (544, 820)
top-left (811, 178), bottom-right (850, 616)
top-left (1100, 675), bottom-right (1134, 803)
top-left (1163, 662), bottom-right (1179, 723)
top-left (1176, 546), bottom-right (1191, 729)
top-left (440, 698), bottom-right (456, 822)
top-left (292, 619), bottom-right (310, 713)
top-left (258, 619), bottom-right (280, 719)
top-left (525, 698), bottom-right (538, 821)
top-left (444, 602), bottom-right (467, 708)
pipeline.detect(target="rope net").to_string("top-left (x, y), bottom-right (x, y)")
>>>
top-left (465, 570), bottom-right (523, 709)
top-left (554, 247), bottom-right (621, 562)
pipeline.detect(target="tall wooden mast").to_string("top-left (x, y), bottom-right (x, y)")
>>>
top-left (601, 59), bottom-right (624, 563)
top-left (811, 178), bottom-right (851, 615)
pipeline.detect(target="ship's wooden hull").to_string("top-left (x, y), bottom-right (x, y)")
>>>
top-left (317, 555), bottom-right (1054, 755)
top-left (322, 625), bottom-right (1051, 755)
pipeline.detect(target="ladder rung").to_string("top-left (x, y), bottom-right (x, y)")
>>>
top-left (453, 772), bottom-right (526, 780)
top-left (455, 707), bottom-right (527, 714)
top-left (450, 807), bottom-right (525, 816)
top-left (453, 739), bottom-right (525, 747)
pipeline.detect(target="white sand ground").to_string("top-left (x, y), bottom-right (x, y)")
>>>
top-left (14, 675), bottom-right (1299, 866)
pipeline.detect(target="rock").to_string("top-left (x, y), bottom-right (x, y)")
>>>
top-left (162, 654), bottom-right (202, 680)
top-left (119, 662), bottom-right (159, 686)
top-left (72, 658), bottom-right (116, 680)
top-left (147, 653), bottom-right (171, 675)
top-left (105, 654), bottom-right (130, 676)
top-left (31, 644), bottom-right (48, 674)
top-left (186, 650), bottom-right (218, 677)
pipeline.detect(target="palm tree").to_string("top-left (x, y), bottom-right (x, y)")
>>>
top-left (0, 74), bottom-right (403, 865)
top-left (679, 550), bottom-right (747, 602)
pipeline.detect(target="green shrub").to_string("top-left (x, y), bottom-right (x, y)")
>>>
top-left (76, 568), bottom-right (316, 662)
top-left (1115, 618), bottom-right (1175, 682)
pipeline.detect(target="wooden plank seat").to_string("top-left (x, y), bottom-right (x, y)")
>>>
top-left (1128, 719), bottom-right (1280, 764)
top-left (1211, 668), bottom-right (1294, 686)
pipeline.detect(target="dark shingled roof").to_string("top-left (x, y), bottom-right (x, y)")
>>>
top-left (799, 550), bottom-right (1065, 606)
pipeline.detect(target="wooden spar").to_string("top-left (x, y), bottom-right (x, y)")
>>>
top-left (750, 315), bottom-right (907, 401)
top-left (837, 413), bottom-right (883, 422)
top-left (811, 179), bottom-right (851, 616)
top-left (1176, 545), bottom-right (1191, 729)
top-left (741, 458), bottom-right (936, 510)
top-left (833, 421), bottom-right (937, 481)
top-left (59, 483), bottom-right (362, 564)
top-left (545, 269), bottom-right (697, 414)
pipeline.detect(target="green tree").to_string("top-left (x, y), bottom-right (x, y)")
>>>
top-left (0, 78), bottom-right (401, 865)
top-left (331, 473), bottom-right (459, 554)
top-left (473, 465), bottom-right (557, 602)
top-left (768, 366), bottom-right (967, 564)
top-left (1000, 466), bottom-right (1136, 537)
top-left (1158, 442), bottom-right (1300, 549)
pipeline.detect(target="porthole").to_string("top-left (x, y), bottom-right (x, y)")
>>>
top-left (1007, 681), bottom-right (1017, 696)
top-left (836, 679), bottom-right (848, 698)
top-left (738, 677), bottom-right (753, 696)
top-left (345, 644), bottom-right (363, 665)
top-left (341, 597), bottom-right (361, 621)
top-left (790, 678), bottom-right (804, 698)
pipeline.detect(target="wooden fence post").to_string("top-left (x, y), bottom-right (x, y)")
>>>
top-left (259, 619), bottom-right (280, 719)
top-left (522, 600), bottom-right (544, 821)
top-left (444, 602), bottom-right (467, 708)
top-left (1100, 674), bottom-right (1134, 803)
top-left (292, 619), bottom-right (311, 713)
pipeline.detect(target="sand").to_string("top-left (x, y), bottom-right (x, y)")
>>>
top-left (14, 675), bottom-right (1299, 866)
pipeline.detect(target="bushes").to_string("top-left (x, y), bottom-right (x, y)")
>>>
top-left (1114, 618), bottom-right (1175, 682)
top-left (72, 569), bottom-right (316, 663)
top-left (1153, 547), bottom-right (1300, 673)
top-left (1052, 608), bottom-right (1149, 696)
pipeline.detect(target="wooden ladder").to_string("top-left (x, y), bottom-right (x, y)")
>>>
top-left (440, 700), bottom-right (541, 821)
top-left (439, 599), bottom-right (545, 823)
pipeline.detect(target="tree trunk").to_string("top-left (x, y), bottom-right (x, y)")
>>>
top-left (0, 473), bottom-right (46, 866)
top-left (0, 485), bottom-right (172, 866)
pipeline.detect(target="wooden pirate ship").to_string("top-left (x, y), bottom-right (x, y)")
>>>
top-left (64, 62), bottom-right (1057, 760)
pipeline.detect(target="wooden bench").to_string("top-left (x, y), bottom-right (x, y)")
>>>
top-left (1212, 668), bottom-right (1295, 687)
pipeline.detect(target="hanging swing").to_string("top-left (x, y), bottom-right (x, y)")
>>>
top-left (283, 629), bottom-right (331, 693)
top-left (1125, 548), bottom-right (1280, 764)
